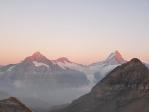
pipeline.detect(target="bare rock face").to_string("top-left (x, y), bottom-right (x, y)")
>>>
top-left (52, 58), bottom-right (149, 112)
top-left (0, 97), bottom-right (32, 112)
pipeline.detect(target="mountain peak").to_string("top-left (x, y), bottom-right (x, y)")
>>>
top-left (24, 52), bottom-right (50, 63)
top-left (56, 57), bottom-right (71, 63)
top-left (105, 50), bottom-right (126, 64)
top-left (115, 50), bottom-right (121, 56)
top-left (32, 51), bottom-right (42, 57)
top-left (107, 50), bottom-right (123, 60)
top-left (96, 58), bottom-right (148, 89)
top-left (31, 51), bottom-right (45, 59)
top-left (129, 58), bottom-right (142, 64)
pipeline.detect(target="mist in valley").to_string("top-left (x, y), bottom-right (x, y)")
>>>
top-left (0, 83), bottom-right (93, 112)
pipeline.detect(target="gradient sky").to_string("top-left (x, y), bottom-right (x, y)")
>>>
top-left (0, 0), bottom-right (149, 65)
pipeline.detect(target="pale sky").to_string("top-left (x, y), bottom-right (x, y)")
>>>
top-left (0, 0), bottom-right (149, 64)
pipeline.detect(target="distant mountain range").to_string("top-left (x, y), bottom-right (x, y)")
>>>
top-left (2, 50), bottom-right (149, 89)
top-left (0, 50), bottom-right (127, 88)
top-left (0, 52), bottom-right (88, 89)
top-left (1, 52), bottom-right (149, 112)
top-left (1, 51), bottom-right (149, 112)
top-left (51, 58), bottom-right (149, 112)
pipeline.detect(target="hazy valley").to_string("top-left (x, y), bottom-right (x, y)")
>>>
top-left (1, 51), bottom-right (149, 112)
top-left (0, 50), bottom-right (130, 112)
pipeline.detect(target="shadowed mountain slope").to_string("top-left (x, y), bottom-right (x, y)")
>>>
top-left (52, 58), bottom-right (149, 112)
top-left (0, 97), bottom-right (32, 112)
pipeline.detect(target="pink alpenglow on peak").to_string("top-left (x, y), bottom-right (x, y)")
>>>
top-left (23, 52), bottom-right (51, 63)
top-left (32, 51), bottom-right (43, 57)
top-left (114, 50), bottom-right (124, 62)
top-left (105, 50), bottom-right (126, 65)
top-left (56, 57), bottom-right (71, 63)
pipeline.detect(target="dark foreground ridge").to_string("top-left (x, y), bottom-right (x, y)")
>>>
top-left (51, 58), bottom-right (149, 112)
top-left (0, 97), bottom-right (32, 112)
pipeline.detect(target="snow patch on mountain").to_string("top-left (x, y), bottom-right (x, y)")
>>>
top-left (32, 61), bottom-right (49, 68)
top-left (52, 61), bottom-right (95, 83)
top-left (60, 62), bottom-right (95, 84)
top-left (89, 64), bottom-right (119, 74)
top-left (104, 50), bottom-right (126, 65)
top-left (87, 51), bottom-right (125, 82)
top-left (7, 65), bottom-right (16, 72)
top-left (92, 51), bottom-right (126, 66)
top-left (52, 51), bottom-right (124, 84)
top-left (56, 62), bottom-right (84, 70)
top-left (0, 51), bottom-right (126, 85)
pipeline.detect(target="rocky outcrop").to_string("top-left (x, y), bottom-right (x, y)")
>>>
top-left (52, 58), bottom-right (149, 112)
top-left (0, 97), bottom-right (32, 112)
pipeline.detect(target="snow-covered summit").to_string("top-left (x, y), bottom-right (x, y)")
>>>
top-left (0, 51), bottom-right (127, 85)
top-left (105, 50), bottom-right (126, 65)
top-left (23, 52), bottom-right (51, 64)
